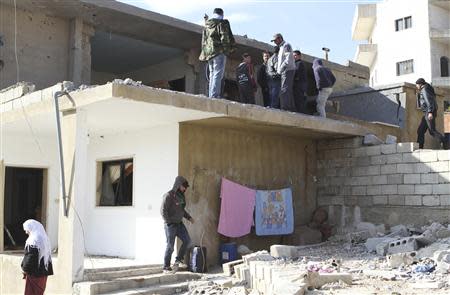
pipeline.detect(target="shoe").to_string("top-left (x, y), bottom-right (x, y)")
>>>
top-left (162, 266), bottom-right (173, 273)
top-left (174, 260), bottom-right (188, 269)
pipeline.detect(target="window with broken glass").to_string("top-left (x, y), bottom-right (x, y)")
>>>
top-left (98, 159), bottom-right (133, 206)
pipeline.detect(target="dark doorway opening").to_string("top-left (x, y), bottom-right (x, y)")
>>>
top-left (4, 167), bottom-right (44, 250)
top-left (441, 56), bottom-right (449, 77)
top-left (169, 77), bottom-right (186, 92)
top-left (223, 79), bottom-right (239, 102)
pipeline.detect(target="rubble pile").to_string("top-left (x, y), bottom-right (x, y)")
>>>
top-left (187, 221), bottom-right (450, 294)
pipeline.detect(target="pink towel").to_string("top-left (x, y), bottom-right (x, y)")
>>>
top-left (218, 178), bottom-right (256, 238)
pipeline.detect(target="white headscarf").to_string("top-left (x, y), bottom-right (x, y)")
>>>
top-left (23, 219), bottom-right (52, 270)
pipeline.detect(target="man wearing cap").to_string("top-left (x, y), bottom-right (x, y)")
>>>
top-left (161, 176), bottom-right (194, 272)
top-left (415, 78), bottom-right (445, 149)
top-left (199, 8), bottom-right (236, 98)
top-left (271, 33), bottom-right (296, 112)
top-left (236, 53), bottom-right (257, 104)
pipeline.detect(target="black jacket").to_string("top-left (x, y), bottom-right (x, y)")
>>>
top-left (257, 63), bottom-right (269, 91)
top-left (161, 176), bottom-right (192, 224)
top-left (418, 83), bottom-right (438, 114)
top-left (294, 59), bottom-right (307, 92)
top-left (21, 246), bottom-right (54, 277)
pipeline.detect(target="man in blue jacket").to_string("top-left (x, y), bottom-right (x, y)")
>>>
top-left (313, 59), bottom-right (336, 118)
top-left (416, 78), bottom-right (445, 149)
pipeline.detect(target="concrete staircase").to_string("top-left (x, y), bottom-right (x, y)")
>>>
top-left (73, 265), bottom-right (201, 295)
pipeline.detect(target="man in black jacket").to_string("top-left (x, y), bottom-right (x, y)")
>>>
top-left (293, 50), bottom-right (308, 113)
top-left (236, 53), bottom-right (257, 104)
top-left (416, 78), bottom-right (445, 149)
top-left (161, 176), bottom-right (194, 272)
top-left (257, 51), bottom-right (271, 107)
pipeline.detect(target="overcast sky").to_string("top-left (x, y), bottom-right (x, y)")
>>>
top-left (119, 0), bottom-right (381, 65)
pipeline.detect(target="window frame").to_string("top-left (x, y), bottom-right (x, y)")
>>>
top-left (396, 59), bottom-right (414, 76)
top-left (395, 16), bottom-right (412, 31)
top-left (96, 156), bottom-right (135, 207)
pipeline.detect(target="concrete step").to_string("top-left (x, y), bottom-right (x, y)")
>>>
top-left (74, 272), bottom-right (201, 295)
top-left (101, 281), bottom-right (189, 295)
top-left (84, 264), bottom-right (162, 274)
top-left (84, 266), bottom-right (163, 281)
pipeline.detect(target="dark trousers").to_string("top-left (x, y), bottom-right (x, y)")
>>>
top-left (293, 85), bottom-right (307, 113)
top-left (238, 84), bottom-right (255, 104)
top-left (164, 223), bottom-right (191, 267)
top-left (280, 70), bottom-right (296, 111)
top-left (417, 113), bottom-right (444, 148)
top-left (261, 87), bottom-right (270, 107)
top-left (269, 79), bottom-right (281, 108)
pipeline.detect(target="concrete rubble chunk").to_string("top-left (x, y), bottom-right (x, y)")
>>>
top-left (347, 230), bottom-right (372, 244)
top-left (387, 237), bottom-right (418, 254)
top-left (305, 271), bottom-right (352, 289)
top-left (223, 259), bottom-right (243, 276)
top-left (410, 281), bottom-right (444, 289)
top-left (385, 135), bottom-right (397, 144)
top-left (386, 251), bottom-right (418, 268)
top-left (365, 237), bottom-right (396, 253)
top-left (363, 134), bottom-right (383, 146)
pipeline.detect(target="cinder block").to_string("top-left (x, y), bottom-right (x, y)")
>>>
top-left (367, 185), bottom-right (382, 195)
top-left (421, 173), bottom-right (439, 184)
top-left (437, 150), bottom-right (450, 161)
top-left (397, 163), bottom-right (414, 174)
top-left (414, 163), bottom-right (431, 173)
top-left (398, 185), bottom-right (414, 195)
top-left (344, 196), bottom-right (358, 206)
top-left (415, 184), bottom-right (432, 195)
top-left (381, 144), bottom-right (397, 155)
top-left (403, 152), bottom-right (420, 163)
top-left (366, 145), bottom-right (381, 156)
top-left (332, 196), bottom-right (345, 205)
top-left (397, 142), bottom-right (418, 153)
top-left (373, 195), bottom-right (388, 205)
top-left (405, 195), bottom-right (422, 206)
top-left (270, 245), bottom-right (298, 258)
top-left (428, 161), bottom-right (449, 172)
top-left (440, 195), bottom-right (450, 206)
top-left (381, 185), bottom-right (397, 195)
top-left (381, 164), bottom-right (397, 174)
top-left (387, 237), bottom-right (418, 254)
top-left (353, 176), bottom-right (371, 186)
top-left (339, 186), bottom-right (352, 195)
top-left (352, 147), bottom-right (366, 157)
top-left (387, 252), bottom-right (418, 268)
top-left (404, 174), bottom-right (420, 184)
top-left (348, 230), bottom-right (371, 244)
top-left (419, 151), bottom-right (438, 162)
top-left (336, 167), bottom-right (352, 176)
top-left (351, 186), bottom-right (367, 196)
top-left (388, 174), bottom-right (403, 184)
top-left (423, 195), bottom-right (440, 206)
top-left (223, 260), bottom-right (244, 276)
top-left (433, 184), bottom-right (450, 195)
top-left (355, 157), bottom-right (371, 166)
top-left (386, 154), bottom-right (403, 164)
top-left (358, 196), bottom-right (373, 207)
top-left (439, 172), bottom-right (450, 183)
top-left (371, 155), bottom-right (387, 165)
top-left (388, 195), bottom-right (405, 205)
top-left (371, 175), bottom-right (388, 185)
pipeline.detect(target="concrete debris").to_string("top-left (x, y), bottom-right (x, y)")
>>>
top-left (363, 134), bottom-right (383, 146)
top-left (237, 245), bottom-right (253, 256)
top-left (112, 78), bottom-right (143, 87)
top-left (387, 251), bottom-right (418, 268)
top-left (385, 134), bottom-right (398, 144)
top-left (305, 271), bottom-right (352, 289)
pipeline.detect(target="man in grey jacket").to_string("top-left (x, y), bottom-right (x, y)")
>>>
top-left (271, 33), bottom-right (296, 112)
top-left (161, 176), bottom-right (194, 272)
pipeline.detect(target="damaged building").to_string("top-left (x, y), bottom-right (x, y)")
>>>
top-left (0, 0), bottom-right (449, 294)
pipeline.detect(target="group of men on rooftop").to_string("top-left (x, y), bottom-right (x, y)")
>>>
top-left (199, 8), bottom-right (336, 118)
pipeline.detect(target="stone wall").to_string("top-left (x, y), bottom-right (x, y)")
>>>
top-left (316, 138), bottom-right (450, 228)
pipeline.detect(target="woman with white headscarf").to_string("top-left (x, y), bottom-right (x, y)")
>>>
top-left (21, 219), bottom-right (53, 295)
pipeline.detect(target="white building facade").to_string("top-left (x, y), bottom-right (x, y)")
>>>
top-left (352, 0), bottom-right (450, 89)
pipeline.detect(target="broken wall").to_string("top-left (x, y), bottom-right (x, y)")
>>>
top-left (329, 83), bottom-right (446, 148)
top-left (316, 138), bottom-right (450, 229)
top-left (179, 123), bottom-right (317, 266)
top-left (0, 4), bottom-right (70, 90)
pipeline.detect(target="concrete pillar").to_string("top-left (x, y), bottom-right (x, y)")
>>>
top-left (55, 109), bottom-right (88, 291)
top-left (69, 18), bottom-right (94, 86)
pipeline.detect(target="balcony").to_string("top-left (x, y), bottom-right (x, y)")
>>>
top-left (354, 44), bottom-right (377, 67)
top-left (352, 4), bottom-right (377, 41)
top-left (432, 77), bottom-right (450, 89)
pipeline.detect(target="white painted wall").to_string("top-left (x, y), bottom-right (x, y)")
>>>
top-left (84, 124), bottom-right (179, 263)
top-left (1, 133), bottom-right (60, 249)
top-left (356, 0), bottom-right (450, 87)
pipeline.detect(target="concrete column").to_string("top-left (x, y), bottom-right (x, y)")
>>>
top-left (55, 109), bottom-right (88, 291)
top-left (69, 19), bottom-right (94, 86)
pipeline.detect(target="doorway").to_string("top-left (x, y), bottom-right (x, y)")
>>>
top-left (3, 167), bottom-right (45, 250)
